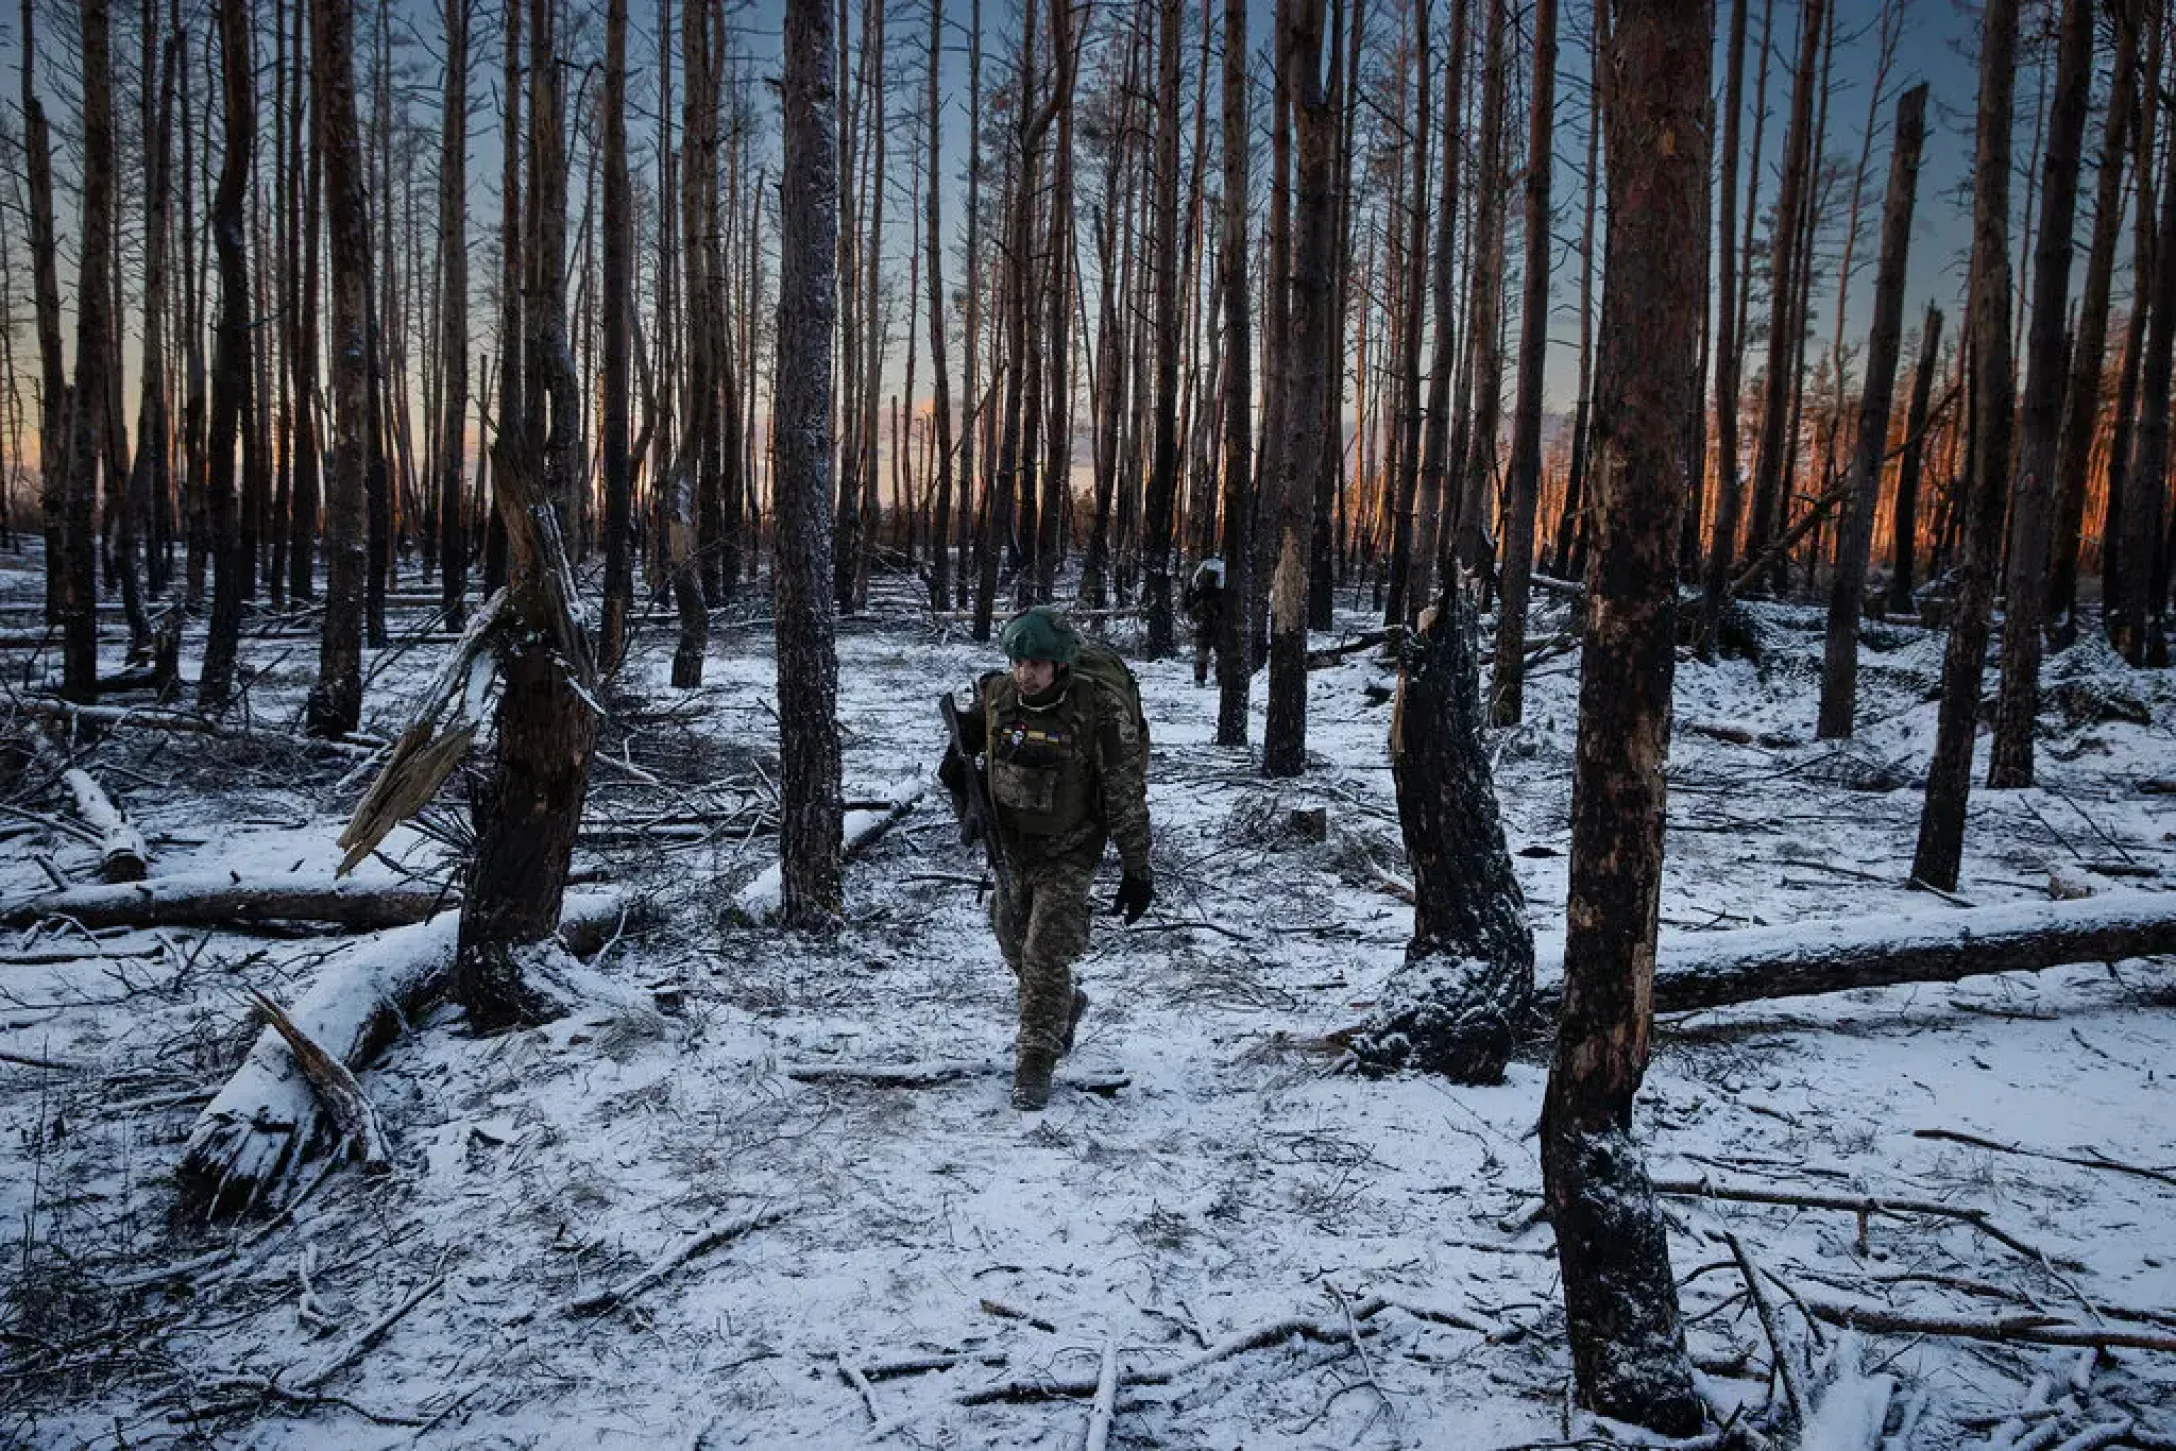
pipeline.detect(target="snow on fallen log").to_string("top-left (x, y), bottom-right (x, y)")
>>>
top-left (731, 778), bottom-right (927, 923)
top-left (29, 723), bottom-right (149, 882)
top-left (178, 892), bottom-right (627, 1220)
top-left (1529, 889), bottom-right (2176, 1019)
top-left (0, 874), bottom-right (453, 933)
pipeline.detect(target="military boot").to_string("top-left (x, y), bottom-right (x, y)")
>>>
top-left (1061, 989), bottom-right (1090, 1056)
top-left (1011, 1050), bottom-right (1057, 1112)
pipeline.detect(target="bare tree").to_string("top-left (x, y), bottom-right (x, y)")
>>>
top-left (439, 0), bottom-right (471, 632)
top-left (924, 0), bottom-right (956, 614)
top-left (1489, 0), bottom-right (1559, 725)
top-left (2049, 1), bottom-right (2137, 638)
top-left (1143, 0), bottom-right (1183, 655)
top-left (306, 0), bottom-right (375, 739)
top-left (57, 0), bottom-right (117, 702)
top-left (600, 0), bottom-right (633, 670)
top-left (1817, 84), bottom-right (1927, 739)
top-left (1911, 0), bottom-right (2018, 891)
top-left (1697, 0), bottom-right (1748, 655)
top-left (21, 0), bottom-right (67, 627)
top-left (1883, 306), bottom-right (1943, 616)
top-left (1263, 0), bottom-right (1333, 780)
top-left (1215, 0), bottom-right (1254, 748)
top-left (1742, 0), bottom-right (1825, 593)
top-left (197, 0), bottom-right (255, 714)
top-left (775, 0), bottom-right (846, 924)
top-left (1381, 0), bottom-right (1432, 628)
top-left (2112, 84), bottom-right (2176, 665)
top-left (1539, 0), bottom-right (1708, 1426)
top-left (1450, 0), bottom-right (1509, 578)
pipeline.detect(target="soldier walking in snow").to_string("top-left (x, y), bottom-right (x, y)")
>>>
top-left (939, 606), bottom-right (1155, 1111)
top-left (1183, 557), bottom-right (1226, 687)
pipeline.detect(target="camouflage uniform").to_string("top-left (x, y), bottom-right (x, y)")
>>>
top-left (1184, 559), bottom-right (1226, 687)
top-left (944, 664), bottom-right (1152, 1094)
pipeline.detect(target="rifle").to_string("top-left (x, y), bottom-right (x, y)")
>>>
top-left (940, 692), bottom-right (1012, 900)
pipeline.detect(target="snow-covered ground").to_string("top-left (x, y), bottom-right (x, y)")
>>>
top-left (3, 547), bottom-right (2174, 1449)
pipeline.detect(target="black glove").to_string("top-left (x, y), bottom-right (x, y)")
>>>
top-left (1112, 872), bottom-right (1154, 925)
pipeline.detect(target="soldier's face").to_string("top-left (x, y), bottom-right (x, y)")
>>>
top-left (1011, 657), bottom-right (1057, 695)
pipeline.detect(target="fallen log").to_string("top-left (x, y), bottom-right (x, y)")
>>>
top-left (29, 725), bottom-right (149, 882)
top-left (1527, 890), bottom-right (2176, 1020)
top-left (783, 1060), bottom-right (1131, 1095)
top-left (178, 892), bottom-right (629, 1220)
top-left (0, 875), bottom-right (453, 933)
top-left (16, 697), bottom-right (387, 759)
top-left (1305, 626), bottom-right (1403, 670)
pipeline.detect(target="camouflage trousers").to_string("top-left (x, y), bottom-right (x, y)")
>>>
top-left (990, 853), bottom-right (1097, 1065)
top-left (1192, 629), bottom-right (1214, 687)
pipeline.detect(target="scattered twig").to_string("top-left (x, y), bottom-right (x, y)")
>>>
top-left (979, 1298), bottom-right (1057, 1333)
top-left (563, 1205), bottom-right (790, 1317)
top-left (1911, 1127), bottom-right (2176, 1189)
top-left (1724, 1231), bottom-right (1807, 1425)
top-left (1652, 1177), bottom-right (2078, 1270)
top-left (290, 1269), bottom-right (449, 1392)
top-left (1798, 1298), bottom-right (2176, 1352)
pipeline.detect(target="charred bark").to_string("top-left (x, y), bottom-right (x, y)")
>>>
top-left (1539, 0), bottom-right (1708, 1427)
top-left (196, 0), bottom-right (252, 715)
top-left (1215, 0), bottom-right (1254, 748)
top-left (774, 0), bottom-right (846, 925)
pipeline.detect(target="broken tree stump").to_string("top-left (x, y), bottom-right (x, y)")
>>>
top-left (1351, 590), bottom-right (1534, 1082)
top-left (178, 892), bottom-right (630, 1220)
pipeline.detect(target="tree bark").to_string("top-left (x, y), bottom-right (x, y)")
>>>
top-left (305, 0), bottom-right (374, 739)
top-left (775, 0), bottom-right (846, 925)
top-left (1817, 85), bottom-right (1927, 739)
top-left (289, 0), bottom-right (321, 606)
top-left (1539, 0), bottom-right (1707, 1428)
top-left (22, 0), bottom-right (68, 632)
top-left (1215, 0), bottom-right (1255, 748)
top-left (924, 0), bottom-right (956, 615)
top-left (1488, 0), bottom-right (1559, 725)
top-left (1990, 0), bottom-right (2095, 778)
top-left (1911, 0), bottom-right (2018, 892)
top-left (1381, 0), bottom-right (1431, 630)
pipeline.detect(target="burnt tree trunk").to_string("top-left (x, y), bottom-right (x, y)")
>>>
top-left (1698, 0), bottom-right (1749, 657)
top-left (1990, 0), bottom-right (2094, 778)
top-left (924, 0), bottom-right (956, 615)
top-left (2112, 92), bottom-right (2176, 666)
top-left (438, 0), bottom-right (471, 634)
top-left (1817, 84), bottom-right (1927, 739)
top-left (1911, 0), bottom-right (2017, 891)
top-left (1539, 0), bottom-right (1707, 1428)
top-left (196, 0), bottom-right (252, 715)
top-left (1743, 0), bottom-right (1824, 593)
top-left (1489, 0), bottom-right (1559, 725)
top-left (1450, 0), bottom-right (1509, 578)
top-left (306, 0), bottom-right (373, 739)
top-left (774, 0), bottom-right (846, 925)
top-left (1215, 0), bottom-right (1254, 748)
top-left (1263, 0), bottom-right (1332, 781)
top-left (1381, 0), bottom-right (1430, 630)
top-left (1552, 0), bottom-right (1604, 585)
top-left (1353, 586), bottom-right (1533, 1080)
top-left (2049, 4), bottom-right (2136, 638)
top-left (22, 0), bottom-right (67, 629)
top-left (57, 0), bottom-right (117, 704)
top-left (289, 0), bottom-right (321, 606)
top-left (600, 0), bottom-right (633, 672)
top-left (455, 435), bottom-right (599, 1031)
top-left (1143, 0), bottom-right (1183, 656)
top-left (1884, 306), bottom-right (1943, 616)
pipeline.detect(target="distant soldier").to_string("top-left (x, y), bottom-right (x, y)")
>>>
top-left (939, 606), bottom-right (1154, 1110)
top-left (1182, 556), bottom-right (1227, 687)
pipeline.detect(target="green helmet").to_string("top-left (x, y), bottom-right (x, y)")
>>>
top-left (1000, 606), bottom-right (1080, 666)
